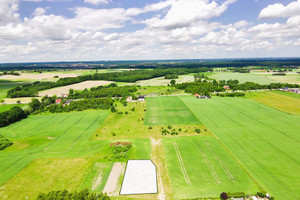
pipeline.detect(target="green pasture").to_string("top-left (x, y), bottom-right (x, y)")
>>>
top-left (0, 110), bottom-right (151, 200)
top-left (180, 96), bottom-right (300, 200)
top-left (0, 80), bottom-right (27, 99)
top-left (0, 104), bottom-right (27, 112)
top-left (163, 136), bottom-right (259, 199)
top-left (209, 72), bottom-right (277, 84)
top-left (144, 96), bottom-right (200, 125)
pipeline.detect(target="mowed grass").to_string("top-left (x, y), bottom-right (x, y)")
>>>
top-left (247, 91), bottom-right (300, 115)
top-left (144, 96), bottom-right (200, 125)
top-left (163, 136), bottom-right (259, 199)
top-left (180, 96), bottom-right (300, 200)
top-left (0, 157), bottom-right (92, 200)
top-left (0, 104), bottom-right (27, 112)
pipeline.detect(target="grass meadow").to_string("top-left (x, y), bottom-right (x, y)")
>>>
top-left (144, 96), bottom-right (200, 125)
top-left (0, 110), bottom-right (152, 200)
top-left (210, 72), bottom-right (277, 84)
top-left (180, 96), bottom-right (300, 200)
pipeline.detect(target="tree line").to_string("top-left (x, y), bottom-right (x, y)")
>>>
top-left (36, 189), bottom-right (110, 200)
top-left (69, 83), bottom-right (138, 99)
top-left (7, 67), bottom-right (209, 98)
top-left (0, 106), bottom-right (28, 128)
top-left (175, 78), bottom-right (299, 96)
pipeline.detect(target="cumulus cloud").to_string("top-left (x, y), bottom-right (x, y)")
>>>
top-left (33, 7), bottom-right (46, 16)
top-left (84, 0), bottom-right (110, 5)
top-left (142, 0), bottom-right (236, 29)
top-left (0, 0), bottom-right (20, 25)
top-left (259, 0), bottom-right (300, 19)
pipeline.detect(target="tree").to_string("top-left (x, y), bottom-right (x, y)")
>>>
top-left (220, 192), bottom-right (229, 200)
top-left (29, 98), bottom-right (41, 112)
top-left (170, 79), bottom-right (176, 86)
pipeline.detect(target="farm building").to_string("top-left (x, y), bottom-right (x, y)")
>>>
top-left (61, 93), bottom-right (69, 98)
top-left (126, 96), bottom-right (132, 102)
top-left (223, 85), bottom-right (230, 90)
top-left (137, 96), bottom-right (145, 101)
top-left (55, 99), bottom-right (62, 104)
top-left (195, 94), bottom-right (200, 98)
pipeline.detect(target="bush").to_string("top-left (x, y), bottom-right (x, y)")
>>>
top-left (36, 189), bottom-right (110, 200)
top-left (0, 135), bottom-right (13, 151)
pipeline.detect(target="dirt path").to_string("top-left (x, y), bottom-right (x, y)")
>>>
top-left (150, 137), bottom-right (167, 200)
top-left (103, 162), bottom-right (125, 196)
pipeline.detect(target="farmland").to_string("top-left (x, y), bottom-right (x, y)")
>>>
top-left (180, 96), bottom-right (300, 200)
top-left (163, 136), bottom-right (259, 199)
top-left (0, 110), bottom-right (151, 199)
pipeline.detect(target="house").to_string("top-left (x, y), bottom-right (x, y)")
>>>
top-left (55, 99), bottom-right (62, 104)
top-left (61, 93), bottom-right (69, 98)
top-left (195, 94), bottom-right (200, 98)
top-left (137, 96), bottom-right (145, 101)
top-left (126, 96), bottom-right (132, 102)
top-left (223, 85), bottom-right (230, 90)
top-left (64, 99), bottom-right (73, 106)
top-left (199, 95), bottom-right (211, 99)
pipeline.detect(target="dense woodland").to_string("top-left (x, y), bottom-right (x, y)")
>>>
top-left (36, 189), bottom-right (110, 200)
top-left (0, 106), bottom-right (28, 127)
top-left (0, 135), bottom-right (13, 151)
top-left (7, 67), bottom-right (209, 97)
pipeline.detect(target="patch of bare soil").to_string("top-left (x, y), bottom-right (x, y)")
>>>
top-left (103, 162), bottom-right (125, 196)
top-left (38, 80), bottom-right (114, 97)
top-left (0, 73), bottom-right (79, 80)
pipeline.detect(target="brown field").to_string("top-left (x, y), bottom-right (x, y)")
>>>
top-left (0, 73), bottom-right (79, 81)
top-left (38, 80), bottom-right (114, 97)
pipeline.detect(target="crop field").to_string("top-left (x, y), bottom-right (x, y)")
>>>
top-left (246, 91), bottom-right (300, 115)
top-left (38, 80), bottom-right (114, 97)
top-left (133, 75), bottom-right (194, 86)
top-left (144, 96), bottom-right (200, 125)
top-left (180, 96), bottom-right (300, 200)
top-left (163, 136), bottom-right (259, 199)
top-left (0, 110), bottom-right (151, 199)
top-left (210, 72), bottom-right (277, 84)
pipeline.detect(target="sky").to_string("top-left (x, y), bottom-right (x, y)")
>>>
top-left (0, 0), bottom-right (300, 62)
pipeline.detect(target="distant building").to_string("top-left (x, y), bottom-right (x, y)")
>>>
top-left (137, 96), bottom-right (145, 101)
top-left (64, 99), bottom-right (73, 106)
top-left (195, 94), bottom-right (200, 98)
top-left (55, 99), bottom-right (62, 104)
top-left (223, 85), bottom-right (230, 90)
top-left (126, 96), bottom-right (132, 102)
top-left (61, 93), bottom-right (69, 98)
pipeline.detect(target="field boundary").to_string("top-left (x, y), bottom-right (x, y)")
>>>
top-left (173, 142), bottom-right (191, 184)
top-left (205, 142), bottom-right (235, 182)
top-left (194, 142), bottom-right (221, 184)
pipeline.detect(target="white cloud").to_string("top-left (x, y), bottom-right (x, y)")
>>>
top-left (0, 0), bottom-right (20, 25)
top-left (33, 7), bottom-right (46, 16)
top-left (143, 0), bottom-right (236, 29)
top-left (259, 0), bottom-right (300, 19)
top-left (84, 0), bottom-right (110, 5)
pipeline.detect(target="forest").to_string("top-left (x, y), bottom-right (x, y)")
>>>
top-left (6, 67), bottom-right (209, 98)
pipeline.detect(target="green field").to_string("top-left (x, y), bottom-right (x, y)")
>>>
top-left (163, 136), bottom-right (259, 199)
top-left (0, 80), bottom-right (28, 99)
top-left (144, 96), bottom-right (200, 125)
top-left (0, 110), bottom-right (151, 199)
top-left (210, 72), bottom-right (277, 84)
top-left (179, 96), bottom-right (300, 200)
top-left (0, 104), bottom-right (27, 112)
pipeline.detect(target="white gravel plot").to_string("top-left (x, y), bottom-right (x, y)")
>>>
top-left (120, 160), bottom-right (157, 195)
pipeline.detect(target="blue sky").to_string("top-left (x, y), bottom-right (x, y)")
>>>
top-left (0, 0), bottom-right (300, 62)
